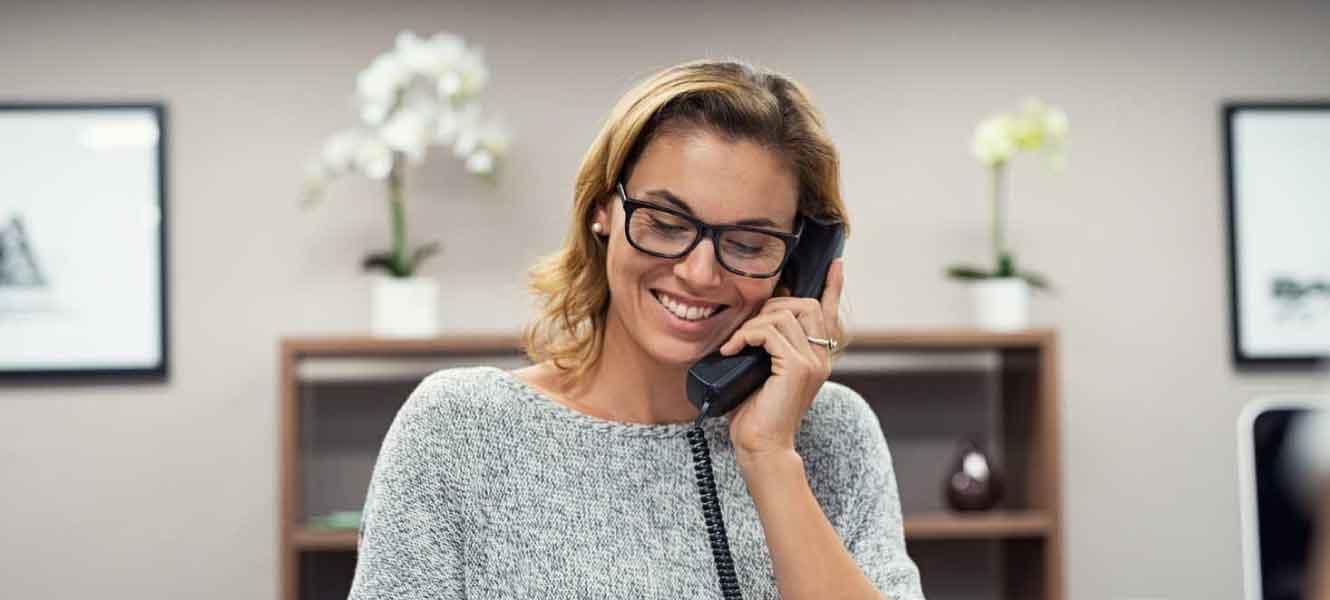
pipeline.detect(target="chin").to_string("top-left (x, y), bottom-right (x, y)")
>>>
top-left (651, 339), bottom-right (713, 368)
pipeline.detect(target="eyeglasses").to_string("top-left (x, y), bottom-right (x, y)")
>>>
top-left (615, 182), bottom-right (804, 279)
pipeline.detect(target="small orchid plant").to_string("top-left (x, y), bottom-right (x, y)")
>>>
top-left (303, 30), bottom-right (510, 278)
top-left (947, 98), bottom-right (1067, 290)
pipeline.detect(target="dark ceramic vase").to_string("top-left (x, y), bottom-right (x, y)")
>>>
top-left (944, 438), bottom-right (1003, 512)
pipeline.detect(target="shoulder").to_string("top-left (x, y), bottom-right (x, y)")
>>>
top-left (386, 366), bottom-right (516, 441)
top-left (403, 365), bottom-right (516, 411)
top-left (374, 366), bottom-right (522, 475)
top-left (794, 381), bottom-right (898, 517)
top-left (794, 380), bottom-right (897, 480)
top-left (798, 380), bottom-right (884, 449)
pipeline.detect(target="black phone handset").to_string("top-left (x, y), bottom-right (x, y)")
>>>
top-left (683, 217), bottom-right (846, 600)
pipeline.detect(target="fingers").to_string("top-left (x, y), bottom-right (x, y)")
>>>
top-left (719, 320), bottom-right (803, 363)
top-left (758, 297), bottom-right (824, 340)
top-left (720, 308), bottom-right (821, 366)
top-left (769, 307), bottom-right (817, 358)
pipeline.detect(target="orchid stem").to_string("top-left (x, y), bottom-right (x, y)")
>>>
top-left (992, 163), bottom-right (1007, 276)
top-left (388, 161), bottom-right (408, 277)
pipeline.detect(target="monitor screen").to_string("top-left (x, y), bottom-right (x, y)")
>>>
top-left (1242, 400), bottom-right (1327, 600)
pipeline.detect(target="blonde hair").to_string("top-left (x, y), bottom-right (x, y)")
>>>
top-left (521, 59), bottom-right (851, 386)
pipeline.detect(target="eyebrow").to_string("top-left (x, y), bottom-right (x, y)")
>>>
top-left (641, 188), bottom-right (785, 229)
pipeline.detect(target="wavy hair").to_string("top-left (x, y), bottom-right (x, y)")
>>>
top-left (521, 59), bottom-right (851, 386)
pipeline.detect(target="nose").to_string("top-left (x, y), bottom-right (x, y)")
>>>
top-left (673, 236), bottom-right (725, 288)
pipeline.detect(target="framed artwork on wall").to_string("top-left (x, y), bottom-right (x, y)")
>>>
top-left (1224, 101), bottom-right (1330, 367)
top-left (0, 102), bottom-right (169, 381)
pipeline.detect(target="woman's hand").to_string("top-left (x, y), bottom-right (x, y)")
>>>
top-left (718, 258), bottom-right (845, 460)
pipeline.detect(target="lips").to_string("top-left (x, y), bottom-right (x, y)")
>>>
top-left (651, 289), bottom-right (729, 322)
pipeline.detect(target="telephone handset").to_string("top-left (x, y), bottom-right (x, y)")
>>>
top-left (686, 216), bottom-right (847, 421)
top-left (683, 216), bottom-right (845, 600)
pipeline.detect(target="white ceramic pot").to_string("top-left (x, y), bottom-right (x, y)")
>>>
top-left (370, 275), bottom-right (440, 338)
top-left (970, 278), bottom-right (1030, 331)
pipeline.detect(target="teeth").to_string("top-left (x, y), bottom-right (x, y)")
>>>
top-left (655, 291), bottom-right (720, 321)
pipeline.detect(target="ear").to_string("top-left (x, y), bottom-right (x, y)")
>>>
top-left (592, 193), bottom-right (612, 231)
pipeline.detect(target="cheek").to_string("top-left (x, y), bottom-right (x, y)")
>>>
top-left (605, 237), bottom-right (653, 293)
top-left (736, 280), bottom-right (777, 316)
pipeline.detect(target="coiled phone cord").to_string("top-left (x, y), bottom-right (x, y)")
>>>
top-left (689, 401), bottom-right (743, 600)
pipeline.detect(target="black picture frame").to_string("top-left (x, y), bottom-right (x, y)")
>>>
top-left (1223, 100), bottom-right (1330, 368)
top-left (0, 102), bottom-right (169, 382)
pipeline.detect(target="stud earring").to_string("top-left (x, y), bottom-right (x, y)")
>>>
top-left (591, 222), bottom-right (604, 234)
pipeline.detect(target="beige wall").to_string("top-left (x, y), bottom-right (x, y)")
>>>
top-left (3, 1), bottom-right (1329, 598)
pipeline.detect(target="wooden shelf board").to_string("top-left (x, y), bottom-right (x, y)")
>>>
top-left (291, 527), bottom-right (358, 551)
top-left (296, 354), bottom-right (532, 383)
top-left (282, 335), bottom-right (525, 358)
top-left (291, 511), bottom-right (1053, 551)
top-left (903, 510), bottom-right (1053, 539)
top-left (831, 350), bottom-right (999, 374)
top-left (281, 328), bottom-right (1055, 359)
top-left (851, 328), bottom-right (1054, 350)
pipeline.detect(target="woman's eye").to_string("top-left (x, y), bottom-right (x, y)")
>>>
top-left (650, 217), bottom-right (688, 233)
top-left (725, 241), bottom-right (762, 256)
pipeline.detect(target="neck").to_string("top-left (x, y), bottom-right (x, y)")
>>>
top-left (573, 311), bottom-right (701, 425)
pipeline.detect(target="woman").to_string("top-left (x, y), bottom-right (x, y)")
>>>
top-left (349, 59), bottom-right (924, 600)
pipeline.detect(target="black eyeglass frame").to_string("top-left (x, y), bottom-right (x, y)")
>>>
top-left (615, 182), bottom-right (805, 279)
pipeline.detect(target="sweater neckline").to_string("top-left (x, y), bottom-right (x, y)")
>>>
top-left (486, 366), bottom-right (727, 439)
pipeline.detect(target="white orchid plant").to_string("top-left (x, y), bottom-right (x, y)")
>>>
top-left (303, 30), bottom-right (510, 278)
top-left (947, 98), bottom-right (1068, 290)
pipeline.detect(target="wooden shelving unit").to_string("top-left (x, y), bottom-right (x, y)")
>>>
top-left (278, 329), bottom-right (1063, 600)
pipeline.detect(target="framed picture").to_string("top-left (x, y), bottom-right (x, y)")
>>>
top-left (0, 102), bottom-right (169, 380)
top-left (1224, 101), bottom-right (1330, 367)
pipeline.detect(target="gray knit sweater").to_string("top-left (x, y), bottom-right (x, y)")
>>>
top-left (348, 366), bottom-right (924, 599)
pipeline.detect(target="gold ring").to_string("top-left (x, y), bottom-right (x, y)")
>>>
top-left (806, 336), bottom-right (838, 351)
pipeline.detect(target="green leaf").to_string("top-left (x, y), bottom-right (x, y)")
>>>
top-left (362, 252), bottom-right (394, 273)
top-left (411, 241), bottom-right (441, 270)
top-left (1018, 270), bottom-right (1053, 291)
top-left (363, 251), bottom-right (410, 277)
top-left (996, 253), bottom-right (1016, 278)
top-left (946, 264), bottom-right (994, 280)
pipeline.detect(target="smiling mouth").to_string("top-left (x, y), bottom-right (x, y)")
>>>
top-left (651, 290), bottom-right (730, 322)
